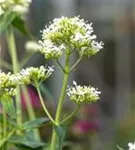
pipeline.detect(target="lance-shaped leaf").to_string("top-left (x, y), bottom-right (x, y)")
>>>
top-left (0, 11), bottom-right (16, 34)
top-left (8, 131), bottom-right (45, 149)
top-left (12, 16), bottom-right (29, 35)
top-left (22, 117), bottom-right (50, 131)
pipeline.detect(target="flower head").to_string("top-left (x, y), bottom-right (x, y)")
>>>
top-left (18, 66), bottom-right (54, 85)
top-left (0, 0), bottom-right (32, 16)
top-left (67, 81), bottom-right (101, 105)
top-left (25, 41), bottom-right (40, 52)
top-left (128, 142), bottom-right (135, 150)
top-left (0, 70), bottom-right (18, 98)
top-left (39, 16), bottom-right (103, 59)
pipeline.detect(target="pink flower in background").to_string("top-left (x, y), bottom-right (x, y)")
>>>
top-left (81, 104), bottom-right (99, 117)
top-left (21, 87), bottom-right (41, 109)
top-left (72, 120), bottom-right (100, 135)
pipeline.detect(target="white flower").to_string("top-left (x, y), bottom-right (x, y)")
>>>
top-left (0, 6), bottom-right (4, 16)
top-left (39, 16), bottom-right (103, 59)
top-left (19, 66), bottom-right (54, 85)
top-left (12, 5), bottom-right (28, 14)
top-left (0, 0), bottom-right (32, 15)
top-left (25, 41), bottom-right (40, 52)
top-left (0, 70), bottom-right (18, 97)
top-left (67, 81), bottom-right (101, 105)
top-left (39, 40), bottom-right (64, 59)
top-left (128, 142), bottom-right (135, 150)
top-left (91, 41), bottom-right (104, 51)
top-left (0, 0), bottom-right (6, 3)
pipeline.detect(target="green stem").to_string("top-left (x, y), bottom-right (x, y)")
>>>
top-left (50, 52), bottom-right (70, 150)
top-left (0, 124), bottom-right (2, 142)
top-left (3, 107), bottom-right (7, 138)
top-left (22, 86), bottom-right (41, 141)
top-left (60, 105), bottom-right (80, 125)
top-left (0, 129), bottom-right (15, 148)
top-left (56, 59), bottom-right (66, 73)
top-left (6, 26), bottom-right (19, 73)
top-left (2, 108), bottom-right (7, 150)
top-left (36, 86), bottom-right (56, 125)
top-left (55, 73), bottom-right (69, 123)
top-left (6, 26), bottom-right (22, 132)
top-left (70, 57), bottom-right (82, 72)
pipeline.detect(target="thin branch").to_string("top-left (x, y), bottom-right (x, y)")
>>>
top-left (0, 59), bottom-right (12, 70)
top-left (60, 105), bottom-right (80, 124)
top-left (70, 57), bottom-right (82, 72)
top-left (56, 59), bottom-right (66, 73)
top-left (36, 86), bottom-right (56, 125)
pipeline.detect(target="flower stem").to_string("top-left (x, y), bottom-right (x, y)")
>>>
top-left (36, 85), bottom-right (56, 125)
top-left (6, 26), bottom-right (22, 132)
top-left (56, 59), bottom-right (66, 73)
top-left (6, 26), bottom-right (19, 73)
top-left (2, 107), bottom-right (7, 150)
top-left (60, 105), bottom-right (80, 125)
top-left (3, 107), bottom-right (7, 138)
top-left (70, 57), bottom-right (82, 72)
top-left (22, 86), bottom-right (41, 141)
top-left (50, 51), bottom-right (70, 150)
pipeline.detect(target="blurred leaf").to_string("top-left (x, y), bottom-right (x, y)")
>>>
top-left (55, 125), bottom-right (67, 150)
top-left (1, 96), bottom-right (16, 119)
top-left (12, 16), bottom-right (29, 35)
top-left (22, 117), bottom-right (50, 130)
top-left (115, 116), bottom-right (135, 149)
top-left (0, 11), bottom-right (16, 34)
top-left (116, 145), bottom-right (125, 150)
top-left (8, 131), bottom-right (45, 149)
top-left (0, 59), bottom-right (12, 70)
top-left (0, 129), bottom-right (15, 148)
top-left (8, 118), bottom-right (18, 128)
top-left (0, 114), bottom-right (16, 128)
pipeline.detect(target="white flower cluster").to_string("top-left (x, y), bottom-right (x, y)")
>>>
top-left (0, 0), bottom-right (32, 15)
top-left (39, 16), bottom-right (103, 59)
top-left (39, 40), bottom-right (64, 59)
top-left (67, 81), bottom-right (101, 105)
top-left (0, 66), bottom-right (54, 97)
top-left (25, 41), bottom-right (40, 52)
top-left (0, 70), bottom-right (18, 98)
top-left (18, 66), bottom-right (54, 85)
top-left (128, 142), bottom-right (135, 150)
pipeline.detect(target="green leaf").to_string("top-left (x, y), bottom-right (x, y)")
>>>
top-left (8, 118), bottom-right (18, 128)
top-left (1, 96), bottom-right (16, 119)
top-left (0, 59), bottom-right (12, 70)
top-left (0, 129), bottom-right (15, 148)
top-left (8, 131), bottom-right (45, 149)
top-left (116, 145), bottom-right (125, 150)
top-left (12, 16), bottom-right (29, 35)
top-left (0, 11), bottom-right (16, 34)
top-left (0, 114), bottom-right (17, 129)
top-left (22, 117), bottom-right (50, 131)
top-left (55, 125), bottom-right (67, 150)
